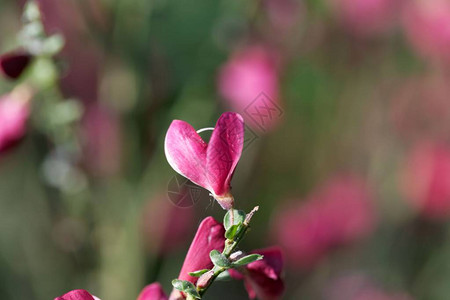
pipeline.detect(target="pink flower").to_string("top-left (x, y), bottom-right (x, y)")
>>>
top-left (273, 175), bottom-right (376, 268)
top-left (0, 51), bottom-right (32, 79)
top-left (0, 90), bottom-right (31, 153)
top-left (329, 0), bottom-right (401, 37)
top-left (141, 194), bottom-right (195, 254)
top-left (400, 141), bottom-right (450, 219)
top-left (402, 0), bottom-right (450, 65)
top-left (164, 112), bottom-right (244, 210)
top-left (137, 283), bottom-right (168, 300)
top-left (229, 247), bottom-right (285, 300)
top-left (325, 274), bottom-right (413, 300)
top-left (55, 289), bottom-right (99, 300)
top-left (37, 0), bottom-right (103, 103)
top-left (217, 46), bottom-right (281, 132)
top-left (169, 216), bottom-right (225, 299)
top-left (82, 104), bottom-right (122, 178)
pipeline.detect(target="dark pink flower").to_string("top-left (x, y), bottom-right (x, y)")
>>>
top-left (0, 89), bottom-right (31, 153)
top-left (273, 175), bottom-right (376, 268)
top-left (229, 247), bottom-right (285, 300)
top-left (177, 217), bottom-right (225, 283)
top-left (54, 289), bottom-right (99, 300)
top-left (400, 141), bottom-right (450, 219)
top-left (0, 51), bottom-right (32, 79)
top-left (164, 112), bottom-right (244, 210)
top-left (169, 216), bottom-right (225, 299)
top-left (402, 0), bottom-right (450, 65)
top-left (218, 46), bottom-right (281, 132)
top-left (329, 0), bottom-right (401, 37)
top-left (137, 283), bottom-right (168, 300)
top-left (141, 194), bottom-right (195, 254)
top-left (82, 104), bottom-right (122, 178)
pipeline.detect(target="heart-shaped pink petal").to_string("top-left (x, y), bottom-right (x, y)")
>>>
top-left (165, 112), bottom-right (244, 209)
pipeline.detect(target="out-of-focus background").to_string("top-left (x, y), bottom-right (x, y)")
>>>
top-left (1, 0), bottom-right (450, 299)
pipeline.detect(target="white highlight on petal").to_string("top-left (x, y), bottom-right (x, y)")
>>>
top-left (196, 127), bottom-right (215, 134)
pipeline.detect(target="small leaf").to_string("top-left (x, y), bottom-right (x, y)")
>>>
top-left (232, 254), bottom-right (263, 266)
top-left (210, 250), bottom-right (230, 268)
top-left (216, 270), bottom-right (232, 281)
top-left (188, 269), bottom-right (210, 277)
top-left (225, 224), bottom-right (239, 239)
top-left (23, 1), bottom-right (41, 22)
top-left (185, 288), bottom-right (201, 299)
top-left (171, 279), bottom-right (195, 292)
top-left (223, 209), bottom-right (246, 230)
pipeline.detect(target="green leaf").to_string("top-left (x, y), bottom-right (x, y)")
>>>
top-left (23, 1), bottom-right (41, 22)
top-left (210, 250), bottom-right (230, 268)
top-left (223, 209), bottom-right (246, 230)
top-left (171, 279), bottom-right (195, 292)
top-left (232, 254), bottom-right (263, 266)
top-left (216, 270), bottom-right (232, 281)
top-left (225, 224), bottom-right (239, 240)
top-left (185, 288), bottom-right (201, 299)
top-left (188, 269), bottom-right (210, 277)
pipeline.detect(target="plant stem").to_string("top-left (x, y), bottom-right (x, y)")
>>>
top-left (196, 206), bottom-right (259, 297)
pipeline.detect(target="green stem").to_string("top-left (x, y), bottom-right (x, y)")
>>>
top-left (196, 206), bottom-right (259, 297)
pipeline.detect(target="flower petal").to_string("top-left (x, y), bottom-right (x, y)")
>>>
top-left (177, 217), bottom-right (226, 284)
top-left (54, 289), bottom-right (96, 300)
top-left (232, 247), bottom-right (285, 300)
top-left (0, 92), bottom-right (30, 153)
top-left (206, 112), bottom-right (244, 207)
top-left (164, 120), bottom-right (209, 191)
top-left (137, 283), bottom-right (168, 300)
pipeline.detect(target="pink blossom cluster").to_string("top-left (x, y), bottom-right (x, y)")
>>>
top-left (273, 175), bottom-right (376, 268)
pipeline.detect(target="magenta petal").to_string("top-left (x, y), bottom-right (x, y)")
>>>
top-left (178, 217), bottom-right (226, 284)
top-left (247, 247), bottom-right (284, 279)
top-left (137, 283), bottom-right (168, 300)
top-left (164, 120), bottom-right (209, 190)
top-left (235, 247), bottom-right (285, 300)
top-left (164, 113), bottom-right (244, 209)
top-left (206, 112), bottom-right (244, 204)
top-left (54, 289), bottom-right (96, 300)
top-left (0, 52), bottom-right (32, 79)
top-left (0, 93), bottom-right (30, 153)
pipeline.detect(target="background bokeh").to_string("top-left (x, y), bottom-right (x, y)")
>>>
top-left (1, 0), bottom-right (450, 299)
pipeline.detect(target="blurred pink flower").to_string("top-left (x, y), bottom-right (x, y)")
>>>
top-left (82, 104), bottom-right (122, 177)
top-left (164, 112), bottom-right (244, 210)
top-left (137, 283), bottom-right (168, 300)
top-left (329, 0), bottom-right (401, 37)
top-left (141, 194), bottom-right (195, 254)
top-left (273, 175), bottom-right (376, 268)
top-left (229, 247), bottom-right (285, 300)
top-left (390, 76), bottom-right (450, 142)
top-left (55, 289), bottom-right (99, 300)
top-left (0, 51), bottom-right (32, 80)
top-left (37, 0), bottom-right (103, 103)
top-left (169, 216), bottom-right (225, 299)
top-left (400, 141), bottom-right (450, 219)
top-left (325, 274), bottom-right (413, 300)
top-left (217, 46), bottom-right (281, 132)
top-left (402, 0), bottom-right (450, 65)
top-left (0, 90), bottom-right (30, 153)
